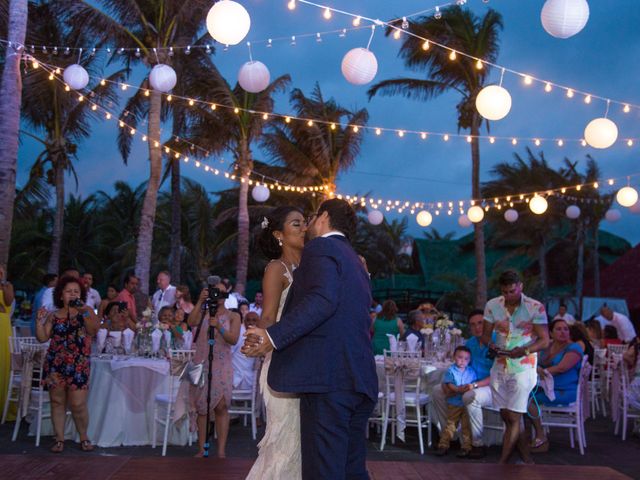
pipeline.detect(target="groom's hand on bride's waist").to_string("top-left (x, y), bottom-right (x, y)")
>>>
top-left (241, 326), bottom-right (274, 357)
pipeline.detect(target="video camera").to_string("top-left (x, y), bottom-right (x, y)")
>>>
top-left (206, 275), bottom-right (228, 316)
top-left (69, 298), bottom-right (84, 308)
top-left (486, 345), bottom-right (511, 360)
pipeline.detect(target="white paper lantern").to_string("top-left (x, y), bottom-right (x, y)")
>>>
top-left (540, 0), bottom-right (589, 39)
top-left (206, 0), bottom-right (251, 46)
top-left (565, 205), bottom-right (581, 219)
top-left (341, 48), bottom-right (378, 85)
top-left (149, 64), bottom-right (177, 93)
top-left (529, 195), bottom-right (548, 214)
top-left (584, 118), bottom-right (618, 149)
top-left (63, 64), bottom-right (89, 90)
top-left (475, 85), bottom-right (512, 121)
top-left (629, 199), bottom-right (640, 214)
top-left (467, 205), bottom-right (485, 223)
top-left (458, 215), bottom-right (472, 228)
top-left (251, 184), bottom-right (270, 202)
top-left (616, 186), bottom-right (638, 207)
top-left (504, 209), bottom-right (519, 223)
top-left (605, 208), bottom-right (621, 222)
top-left (367, 210), bottom-right (384, 225)
top-left (416, 210), bottom-right (433, 227)
top-left (238, 60), bottom-right (270, 93)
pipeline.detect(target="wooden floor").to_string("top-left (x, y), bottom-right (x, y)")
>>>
top-left (0, 455), bottom-right (630, 480)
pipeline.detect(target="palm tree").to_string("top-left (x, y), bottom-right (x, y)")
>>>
top-left (368, 6), bottom-right (503, 307)
top-left (63, 0), bottom-right (210, 294)
top-left (0, 0), bottom-right (28, 265)
top-left (261, 84), bottom-right (369, 210)
top-left (423, 228), bottom-right (456, 241)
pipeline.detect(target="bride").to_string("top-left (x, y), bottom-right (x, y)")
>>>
top-left (246, 206), bottom-right (307, 479)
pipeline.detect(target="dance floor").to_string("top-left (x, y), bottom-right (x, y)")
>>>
top-left (0, 454), bottom-right (630, 480)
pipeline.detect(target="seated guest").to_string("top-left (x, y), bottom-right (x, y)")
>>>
top-left (371, 300), bottom-right (404, 355)
top-left (570, 323), bottom-right (595, 365)
top-left (553, 303), bottom-right (576, 325)
top-left (602, 325), bottom-right (623, 349)
top-left (98, 284), bottom-right (118, 319)
top-left (175, 285), bottom-right (194, 315)
top-left (238, 300), bottom-right (250, 320)
top-left (249, 291), bottom-right (263, 317)
top-left (623, 336), bottom-right (640, 410)
top-left (158, 305), bottom-right (186, 347)
top-left (401, 309), bottom-right (425, 350)
top-left (104, 301), bottom-right (135, 331)
top-left (525, 319), bottom-right (584, 452)
top-left (585, 319), bottom-right (603, 349)
top-left (231, 311), bottom-right (258, 389)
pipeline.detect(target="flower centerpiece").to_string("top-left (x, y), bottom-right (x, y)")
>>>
top-left (135, 308), bottom-right (154, 356)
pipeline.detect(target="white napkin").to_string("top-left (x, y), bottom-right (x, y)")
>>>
top-left (182, 331), bottom-right (193, 350)
top-left (539, 370), bottom-right (556, 401)
top-left (386, 334), bottom-right (398, 352)
top-left (406, 334), bottom-right (419, 352)
top-left (163, 330), bottom-right (172, 350)
top-left (97, 328), bottom-right (108, 353)
top-left (109, 330), bottom-right (122, 348)
top-left (151, 329), bottom-right (162, 353)
top-left (122, 328), bottom-right (134, 353)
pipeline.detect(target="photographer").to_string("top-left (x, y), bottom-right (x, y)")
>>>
top-left (188, 281), bottom-right (241, 458)
top-left (104, 301), bottom-right (136, 331)
top-left (35, 275), bottom-right (100, 453)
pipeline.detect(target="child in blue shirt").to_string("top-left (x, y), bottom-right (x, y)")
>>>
top-left (436, 346), bottom-right (477, 457)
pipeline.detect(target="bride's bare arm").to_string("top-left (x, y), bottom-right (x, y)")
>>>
top-left (259, 262), bottom-right (287, 329)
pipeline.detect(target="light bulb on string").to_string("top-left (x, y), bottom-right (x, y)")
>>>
top-left (476, 59), bottom-right (483, 70)
top-left (523, 75), bottom-right (533, 85)
top-left (422, 40), bottom-right (430, 51)
top-left (545, 82), bottom-right (552, 92)
top-left (623, 104), bottom-right (630, 113)
top-left (449, 50), bottom-right (457, 61)
top-left (323, 7), bottom-right (331, 19)
top-left (567, 89), bottom-right (574, 98)
top-left (287, 0), bottom-right (296, 10)
top-left (393, 29), bottom-right (401, 40)
top-left (353, 16), bottom-right (361, 26)
top-left (584, 95), bottom-right (591, 104)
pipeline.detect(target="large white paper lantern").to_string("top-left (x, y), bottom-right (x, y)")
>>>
top-left (504, 209), bottom-right (519, 223)
top-left (368, 210), bottom-right (384, 225)
top-left (251, 184), bottom-right (270, 202)
top-left (467, 205), bottom-right (484, 223)
top-left (458, 215), bottom-right (472, 228)
top-left (238, 60), bottom-right (270, 93)
top-left (63, 64), bottom-right (89, 90)
top-left (629, 200), bottom-right (640, 214)
top-left (416, 210), bottom-right (433, 227)
top-left (616, 186), bottom-right (639, 207)
top-left (584, 118), bottom-right (618, 149)
top-left (475, 85), bottom-right (512, 121)
top-left (540, 0), bottom-right (589, 39)
top-left (565, 205), bottom-right (581, 219)
top-left (341, 48), bottom-right (378, 85)
top-left (529, 195), bottom-right (548, 214)
top-left (605, 208), bottom-right (621, 222)
top-left (149, 64), bottom-right (177, 92)
top-left (206, 0), bottom-right (251, 46)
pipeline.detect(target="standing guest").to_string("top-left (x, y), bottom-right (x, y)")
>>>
top-left (188, 282), bottom-right (241, 458)
top-left (623, 336), bottom-right (640, 410)
top-left (42, 267), bottom-right (80, 311)
top-left (570, 323), bottom-right (595, 365)
top-left (401, 309), bottom-right (426, 350)
top-left (35, 276), bottom-right (100, 453)
top-left (232, 311), bottom-right (258, 390)
top-left (175, 285), bottom-right (194, 315)
top-left (585, 319), bottom-right (603, 349)
top-left (553, 303), bottom-right (576, 325)
top-left (599, 305), bottom-right (636, 343)
top-left (482, 270), bottom-right (549, 465)
top-left (371, 300), bottom-right (405, 355)
top-left (158, 306), bottom-right (186, 346)
top-left (30, 273), bottom-right (57, 334)
top-left (151, 271), bottom-right (176, 319)
top-left (82, 272), bottom-right (102, 311)
top-left (116, 272), bottom-right (139, 326)
top-left (0, 264), bottom-right (15, 420)
top-left (249, 291), bottom-right (263, 317)
top-left (98, 284), bottom-right (118, 319)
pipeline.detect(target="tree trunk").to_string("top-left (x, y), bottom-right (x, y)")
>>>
top-left (47, 161), bottom-right (65, 274)
top-left (235, 144), bottom-right (251, 296)
top-left (593, 225), bottom-right (600, 297)
top-left (575, 219), bottom-right (585, 318)
top-left (134, 90), bottom-right (162, 295)
top-left (170, 155), bottom-right (181, 283)
top-left (0, 0), bottom-right (28, 265)
top-left (538, 238), bottom-right (548, 301)
top-left (470, 116), bottom-right (487, 308)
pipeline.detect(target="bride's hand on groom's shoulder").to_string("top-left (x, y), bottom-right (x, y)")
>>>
top-left (241, 326), bottom-right (273, 357)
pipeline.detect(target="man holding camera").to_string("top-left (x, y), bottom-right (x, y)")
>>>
top-left (482, 270), bottom-right (549, 464)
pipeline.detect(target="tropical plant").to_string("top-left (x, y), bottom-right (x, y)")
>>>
top-left (368, 5), bottom-right (504, 307)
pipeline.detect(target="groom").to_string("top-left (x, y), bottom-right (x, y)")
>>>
top-left (243, 198), bottom-right (378, 480)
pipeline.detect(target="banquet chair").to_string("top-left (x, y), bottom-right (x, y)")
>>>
top-left (379, 350), bottom-right (432, 455)
top-left (152, 349), bottom-right (194, 456)
top-left (2, 337), bottom-right (24, 424)
top-left (605, 345), bottom-right (628, 402)
top-left (367, 391), bottom-right (386, 439)
top-left (481, 406), bottom-right (505, 443)
top-left (228, 363), bottom-right (260, 440)
top-left (539, 355), bottom-right (590, 455)
top-left (613, 354), bottom-right (640, 441)
top-left (590, 348), bottom-right (608, 418)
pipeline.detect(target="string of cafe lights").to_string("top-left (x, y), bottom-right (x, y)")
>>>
top-left (26, 56), bottom-right (640, 225)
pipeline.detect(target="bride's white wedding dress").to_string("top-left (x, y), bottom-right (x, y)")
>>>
top-left (246, 262), bottom-right (301, 479)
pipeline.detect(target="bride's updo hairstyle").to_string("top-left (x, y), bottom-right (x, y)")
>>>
top-left (258, 206), bottom-right (304, 260)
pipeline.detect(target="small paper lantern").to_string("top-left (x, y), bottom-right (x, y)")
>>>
top-left (238, 60), bottom-right (270, 93)
top-left (149, 64), bottom-right (177, 93)
top-left (63, 64), bottom-right (89, 90)
top-left (584, 118), bottom-right (618, 149)
top-left (605, 208), bottom-right (621, 222)
top-left (504, 209), bottom-right (519, 223)
top-left (251, 184), bottom-right (270, 202)
top-left (565, 205), bottom-right (581, 219)
top-left (616, 186), bottom-right (639, 207)
top-left (367, 210), bottom-right (384, 225)
top-left (529, 195), bottom-right (548, 214)
top-left (467, 205), bottom-right (484, 223)
top-left (458, 215), bottom-right (472, 228)
top-left (475, 85), bottom-right (512, 121)
top-left (416, 210), bottom-right (433, 227)
top-left (206, 0), bottom-right (251, 46)
top-left (540, 0), bottom-right (589, 39)
top-left (341, 48), bottom-right (378, 85)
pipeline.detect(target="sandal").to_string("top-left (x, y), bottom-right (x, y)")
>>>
top-left (50, 440), bottom-right (64, 453)
top-left (80, 440), bottom-right (94, 452)
top-left (530, 438), bottom-right (549, 453)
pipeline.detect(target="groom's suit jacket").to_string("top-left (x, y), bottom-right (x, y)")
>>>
top-left (266, 234), bottom-right (378, 401)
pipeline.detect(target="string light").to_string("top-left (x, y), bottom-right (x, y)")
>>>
top-left (422, 40), bottom-right (430, 51)
top-left (449, 50), bottom-right (457, 61)
top-left (544, 82), bottom-right (552, 93)
top-left (523, 75), bottom-right (533, 85)
top-left (584, 95), bottom-right (592, 104)
top-left (323, 7), bottom-right (332, 19)
top-left (567, 89), bottom-right (574, 98)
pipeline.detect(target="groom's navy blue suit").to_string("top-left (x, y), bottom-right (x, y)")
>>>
top-left (267, 233), bottom-right (378, 480)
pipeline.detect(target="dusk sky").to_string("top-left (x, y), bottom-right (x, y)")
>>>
top-left (16, 0), bottom-right (640, 244)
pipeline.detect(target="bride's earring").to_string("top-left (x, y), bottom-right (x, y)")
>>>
top-left (278, 237), bottom-right (283, 247)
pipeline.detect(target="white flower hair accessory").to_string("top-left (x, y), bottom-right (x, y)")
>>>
top-left (261, 217), bottom-right (269, 229)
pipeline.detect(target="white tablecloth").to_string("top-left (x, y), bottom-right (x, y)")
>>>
top-left (29, 356), bottom-right (189, 447)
